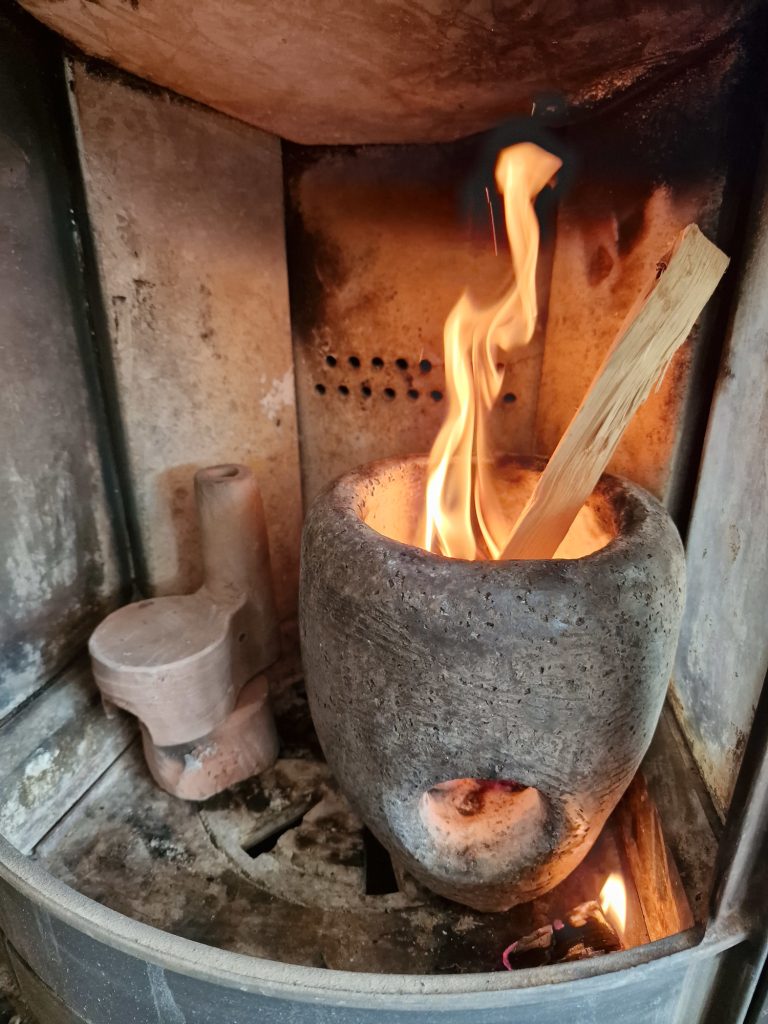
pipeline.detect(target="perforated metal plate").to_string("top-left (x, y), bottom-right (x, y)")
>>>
top-left (285, 141), bottom-right (552, 505)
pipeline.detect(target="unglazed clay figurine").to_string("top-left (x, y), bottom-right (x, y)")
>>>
top-left (90, 464), bottom-right (280, 799)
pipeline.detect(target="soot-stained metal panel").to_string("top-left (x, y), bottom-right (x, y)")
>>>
top-left (0, 14), bottom-right (126, 720)
top-left (69, 62), bottom-right (303, 620)
top-left (535, 38), bottom-right (753, 509)
top-left (286, 29), bottom-right (760, 513)
top-left (15, 0), bottom-right (756, 145)
top-left (286, 140), bottom-right (554, 505)
top-left (671, 144), bottom-right (768, 819)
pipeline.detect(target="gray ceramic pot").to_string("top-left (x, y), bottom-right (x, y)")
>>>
top-left (300, 455), bottom-right (685, 911)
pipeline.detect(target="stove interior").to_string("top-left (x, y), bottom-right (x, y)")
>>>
top-left (0, 0), bottom-right (766, 986)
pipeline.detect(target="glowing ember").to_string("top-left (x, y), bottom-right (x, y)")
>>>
top-left (421, 142), bottom-right (562, 559)
top-left (599, 872), bottom-right (627, 936)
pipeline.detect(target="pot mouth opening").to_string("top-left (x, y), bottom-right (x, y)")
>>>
top-left (419, 778), bottom-right (547, 868)
top-left (358, 455), bottom-right (618, 562)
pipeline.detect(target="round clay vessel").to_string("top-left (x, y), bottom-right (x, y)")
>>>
top-left (300, 455), bottom-right (685, 911)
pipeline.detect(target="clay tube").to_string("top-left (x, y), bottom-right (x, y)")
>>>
top-left (195, 464), bottom-right (280, 677)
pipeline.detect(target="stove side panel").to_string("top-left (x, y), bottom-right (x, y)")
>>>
top-left (672, 136), bottom-right (768, 819)
top-left (68, 61), bottom-right (303, 622)
top-left (0, 11), bottom-right (129, 722)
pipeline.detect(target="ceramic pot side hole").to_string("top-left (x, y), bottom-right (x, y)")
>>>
top-left (299, 455), bottom-right (685, 912)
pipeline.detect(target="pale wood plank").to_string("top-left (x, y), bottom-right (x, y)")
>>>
top-left (615, 774), bottom-right (695, 941)
top-left (642, 705), bottom-right (720, 926)
top-left (502, 224), bottom-right (729, 559)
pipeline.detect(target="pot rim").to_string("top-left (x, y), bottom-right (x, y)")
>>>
top-left (320, 452), bottom-right (667, 571)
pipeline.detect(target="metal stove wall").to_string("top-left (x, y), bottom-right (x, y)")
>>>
top-left (66, 59), bottom-right (304, 622)
top-left (285, 34), bottom-right (753, 514)
top-left (0, 11), bottom-right (129, 721)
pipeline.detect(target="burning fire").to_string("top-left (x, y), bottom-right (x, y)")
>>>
top-left (422, 143), bottom-right (562, 559)
top-left (599, 873), bottom-right (627, 937)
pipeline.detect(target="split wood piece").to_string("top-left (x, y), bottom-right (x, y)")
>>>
top-left (501, 224), bottom-right (729, 559)
top-left (614, 775), bottom-right (695, 942)
top-left (502, 899), bottom-right (621, 969)
top-left (89, 464), bottom-right (280, 748)
top-left (142, 675), bottom-right (279, 801)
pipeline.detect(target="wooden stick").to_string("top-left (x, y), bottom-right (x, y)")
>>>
top-left (500, 224), bottom-right (729, 560)
top-left (614, 775), bottom-right (694, 941)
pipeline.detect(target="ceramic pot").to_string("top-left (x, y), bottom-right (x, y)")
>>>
top-left (300, 455), bottom-right (685, 911)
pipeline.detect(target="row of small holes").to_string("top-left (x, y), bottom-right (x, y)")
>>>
top-left (326, 354), bottom-right (433, 373)
top-left (318, 353), bottom-right (515, 403)
top-left (316, 383), bottom-right (443, 401)
top-left (315, 382), bottom-right (515, 403)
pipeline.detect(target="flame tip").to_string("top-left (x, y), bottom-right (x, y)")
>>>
top-left (423, 142), bottom-right (561, 559)
top-left (599, 872), bottom-right (627, 936)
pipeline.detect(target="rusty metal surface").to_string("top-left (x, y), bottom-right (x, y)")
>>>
top-left (286, 39), bottom-right (756, 512)
top-left (0, 13), bottom-right (126, 721)
top-left (68, 61), bottom-right (303, 619)
top-left (17, 0), bottom-right (757, 145)
top-left (286, 141), bottom-right (552, 505)
top-left (534, 43), bottom-right (745, 507)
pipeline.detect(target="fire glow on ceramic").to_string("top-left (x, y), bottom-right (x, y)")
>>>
top-left (421, 142), bottom-right (562, 559)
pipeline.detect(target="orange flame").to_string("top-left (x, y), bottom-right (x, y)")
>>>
top-left (599, 872), bottom-right (627, 936)
top-left (422, 143), bottom-right (562, 559)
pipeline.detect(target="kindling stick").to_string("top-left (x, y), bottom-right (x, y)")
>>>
top-left (501, 224), bottom-right (729, 560)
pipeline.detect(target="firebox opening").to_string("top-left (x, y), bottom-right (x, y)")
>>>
top-left (361, 458), bottom-right (615, 560)
top-left (420, 778), bottom-right (547, 861)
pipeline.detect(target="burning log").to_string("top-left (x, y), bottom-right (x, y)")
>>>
top-left (501, 224), bottom-right (729, 559)
top-left (503, 873), bottom-right (626, 968)
top-left (502, 899), bottom-right (622, 969)
top-left (614, 776), bottom-right (694, 941)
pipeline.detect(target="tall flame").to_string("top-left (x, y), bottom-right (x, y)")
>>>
top-left (600, 872), bottom-right (627, 936)
top-left (422, 143), bottom-right (562, 559)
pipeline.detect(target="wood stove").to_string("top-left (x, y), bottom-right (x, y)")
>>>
top-left (0, 3), bottom-right (767, 1023)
